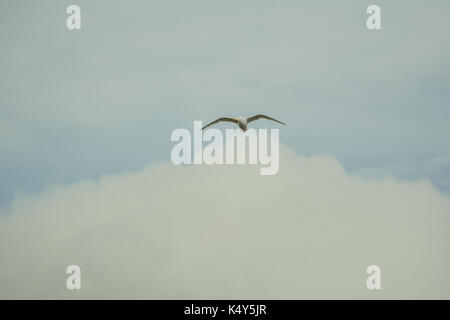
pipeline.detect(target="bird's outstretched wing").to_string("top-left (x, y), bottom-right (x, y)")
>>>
top-left (202, 117), bottom-right (237, 130)
top-left (246, 114), bottom-right (286, 125)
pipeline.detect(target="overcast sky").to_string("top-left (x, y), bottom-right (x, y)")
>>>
top-left (0, 1), bottom-right (449, 298)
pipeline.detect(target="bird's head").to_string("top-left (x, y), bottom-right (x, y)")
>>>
top-left (235, 116), bottom-right (247, 124)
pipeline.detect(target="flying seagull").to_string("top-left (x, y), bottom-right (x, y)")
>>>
top-left (202, 114), bottom-right (286, 132)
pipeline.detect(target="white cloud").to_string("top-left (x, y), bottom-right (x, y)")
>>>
top-left (0, 145), bottom-right (449, 299)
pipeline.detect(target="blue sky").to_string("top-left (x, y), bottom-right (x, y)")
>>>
top-left (1, 0), bottom-right (449, 206)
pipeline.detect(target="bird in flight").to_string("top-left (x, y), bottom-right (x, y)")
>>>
top-left (202, 114), bottom-right (286, 132)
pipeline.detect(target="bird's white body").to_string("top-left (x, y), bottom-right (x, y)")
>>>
top-left (236, 116), bottom-right (248, 131)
